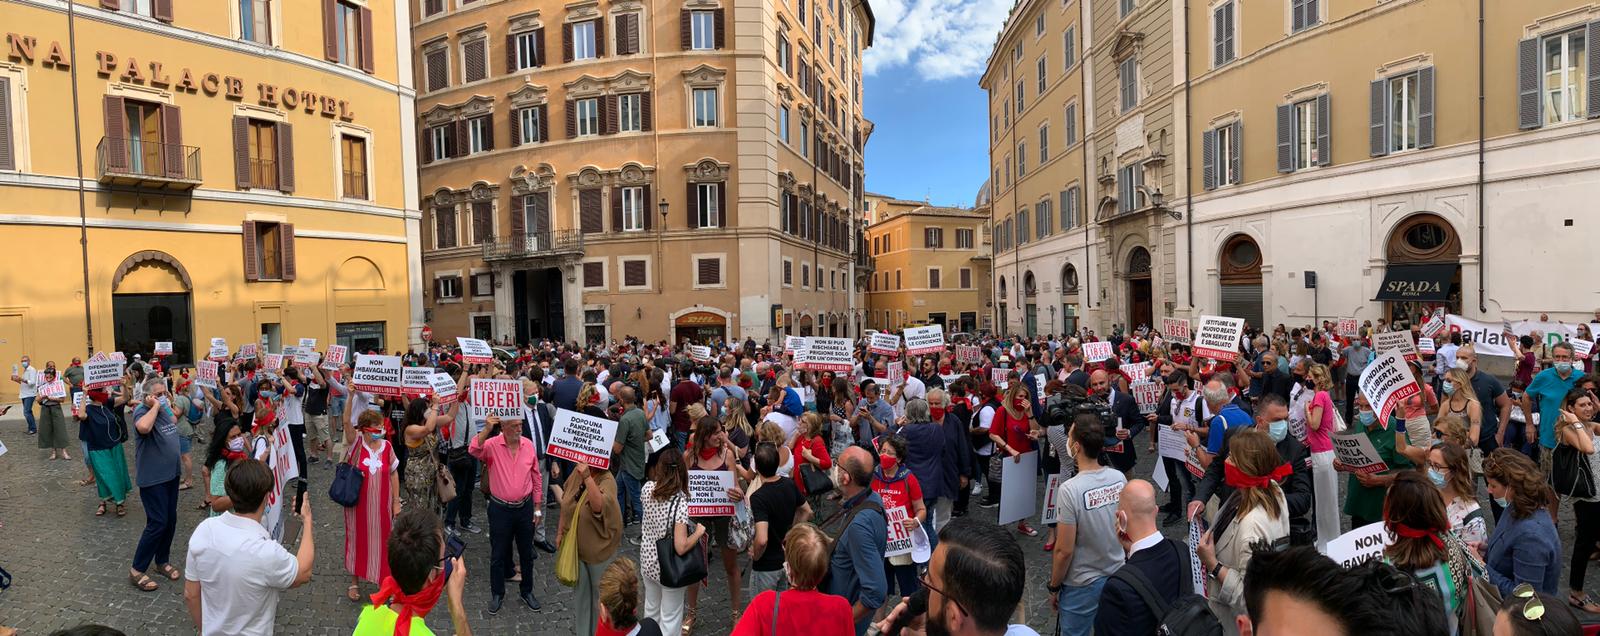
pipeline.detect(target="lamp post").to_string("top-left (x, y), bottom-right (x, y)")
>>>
top-left (657, 198), bottom-right (669, 295)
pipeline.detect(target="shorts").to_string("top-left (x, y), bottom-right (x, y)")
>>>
top-left (691, 515), bottom-right (731, 549)
top-left (179, 435), bottom-right (192, 454)
top-left (306, 414), bottom-right (332, 444)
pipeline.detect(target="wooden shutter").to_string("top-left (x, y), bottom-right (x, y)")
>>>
top-left (510, 193), bottom-right (526, 237)
top-left (531, 191), bottom-right (549, 235)
top-left (280, 223), bottom-right (297, 281)
top-left (1416, 66), bottom-right (1434, 149)
top-left (359, 7), bottom-right (375, 73)
top-left (1315, 93), bottom-right (1331, 166)
top-left (1229, 121), bottom-right (1241, 186)
top-left (595, 18), bottom-right (606, 56)
top-left (452, 119), bottom-right (467, 157)
top-left (961, 269), bottom-right (971, 289)
top-left (472, 201), bottom-right (493, 243)
top-left (1276, 103), bottom-right (1293, 173)
top-left (611, 187), bottom-right (624, 232)
top-left (469, 273), bottom-right (481, 297)
top-left (686, 182), bottom-right (699, 228)
top-left (100, 0), bottom-right (119, 8)
top-left (420, 127), bottom-right (432, 165)
top-left (713, 9), bottom-right (726, 49)
top-left (565, 100), bottom-right (577, 138)
top-left (275, 121), bottom-right (294, 193)
top-left (323, 0), bottom-right (339, 61)
top-left (583, 262), bottom-right (603, 287)
top-left (640, 92), bottom-right (653, 131)
top-left (0, 77), bottom-right (10, 171)
top-left (562, 23), bottom-right (575, 62)
top-left (160, 104), bottom-right (184, 179)
top-left (715, 182), bottom-right (726, 227)
top-left (580, 188), bottom-right (603, 233)
top-left (426, 49), bottom-right (446, 91)
top-left (680, 11), bottom-right (692, 50)
top-left (153, 0), bottom-right (173, 22)
top-left (642, 185), bottom-right (653, 230)
top-left (465, 40), bottom-right (486, 82)
top-left (1200, 128), bottom-right (1215, 190)
top-left (232, 116), bottom-right (251, 188)
top-left (506, 34), bottom-right (519, 73)
top-left (602, 94), bottom-right (618, 135)
top-left (626, 14), bottom-right (641, 54)
top-left (480, 116), bottom-right (494, 151)
top-left (697, 258), bottom-right (719, 285)
top-left (624, 260), bottom-right (646, 286)
top-left (508, 108), bottom-right (522, 148)
top-left (433, 277), bottom-right (444, 299)
top-left (1518, 37), bottom-right (1540, 130)
top-left (537, 104), bottom-right (549, 142)
top-left (1369, 78), bottom-right (1387, 156)
top-left (1589, 21), bottom-right (1600, 120)
top-left (242, 221), bottom-right (260, 281)
top-left (534, 28), bottom-right (546, 67)
top-left (436, 206), bottom-right (457, 248)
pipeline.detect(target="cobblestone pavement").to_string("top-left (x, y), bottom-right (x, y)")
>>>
top-left (1, 408), bottom-right (1596, 635)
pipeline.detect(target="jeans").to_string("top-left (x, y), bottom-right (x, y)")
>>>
top-left (643, 577), bottom-right (688, 636)
top-left (444, 456), bottom-right (478, 528)
top-left (488, 500), bottom-right (535, 597)
top-left (617, 471), bottom-right (643, 524)
top-left (1056, 576), bottom-right (1108, 636)
top-left (21, 396), bottom-right (35, 433)
top-left (133, 478), bottom-right (179, 572)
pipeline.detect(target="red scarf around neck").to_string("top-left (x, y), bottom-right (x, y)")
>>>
top-left (367, 572), bottom-right (445, 636)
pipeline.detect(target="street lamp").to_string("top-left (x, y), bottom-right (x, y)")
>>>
top-left (658, 198), bottom-right (670, 224)
top-left (656, 198), bottom-right (669, 295)
top-left (1135, 185), bottom-right (1181, 220)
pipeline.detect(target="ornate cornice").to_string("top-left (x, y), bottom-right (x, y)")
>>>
top-left (508, 10), bottom-right (544, 32)
top-left (510, 164), bottom-right (557, 194)
top-left (682, 64), bottom-right (727, 87)
top-left (683, 158), bottom-right (731, 182)
top-left (507, 82), bottom-right (551, 107)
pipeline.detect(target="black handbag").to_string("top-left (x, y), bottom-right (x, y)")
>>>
top-left (328, 448), bottom-right (365, 508)
top-left (799, 463), bottom-right (834, 496)
top-left (656, 496), bottom-right (708, 588)
top-left (1551, 443), bottom-right (1597, 499)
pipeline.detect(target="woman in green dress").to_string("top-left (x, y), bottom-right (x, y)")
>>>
top-left (36, 365), bottom-right (71, 459)
top-left (74, 388), bottom-right (131, 517)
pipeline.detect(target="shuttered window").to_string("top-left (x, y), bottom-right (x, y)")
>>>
top-left (0, 77), bottom-right (12, 171)
top-left (1212, 1), bottom-right (1235, 67)
top-left (924, 227), bottom-right (943, 248)
top-left (1202, 121), bottom-right (1239, 190)
top-left (783, 260), bottom-right (792, 285)
top-left (1065, 103), bottom-right (1077, 145)
top-left (1371, 68), bottom-right (1433, 156)
top-left (471, 201), bottom-right (493, 244)
top-left (434, 205), bottom-right (457, 248)
top-left (435, 275), bottom-right (462, 299)
top-left (463, 39), bottom-right (487, 83)
top-left (1061, 187), bottom-right (1080, 230)
top-left (340, 134), bottom-right (368, 199)
top-left (234, 117), bottom-right (293, 192)
top-left (575, 98), bottom-right (600, 136)
top-left (695, 183), bottom-right (721, 228)
top-left (1277, 95), bottom-right (1329, 172)
top-left (470, 272), bottom-right (493, 297)
top-left (1038, 124), bottom-right (1049, 162)
top-left (582, 261), bottom-right (604, 289)
top-left (426, 48), bottom-right (448, 91)
top-left (696, 258), bottom-right (722, 286)
top-left (466, 115), bottom-right (493, 153)
top-left (423, 0), bottom-right (443, 16)
top-left (618, 93), bottom-right (643, 132)
top-left (959, 268), bottom-right (972, 289)
top-left (1533, 27), bottom-right (1594, 126)
top-left (1119, 56), bottom-right (1138, 112)
top-left (512, 30), bottom-right (543, 70)
top-left (427, 124), bottom-right (451, 161)
top-left (571, 20), bottom-right (598, 60)
top-left (1118, 164), bottom-right (1144, 213)
top-left (1289, 0), bottom-right (1319, 33)
top-left (928, 268), bottom-right (941, 289)
top-left (622, 259), bottom-right (647, 287)
top-left (242, 221), bottom-right (295, 282)
top-left (324, 0), bottom-right (373, 72)
top-left (955, 228), bottom-right (973, 249)
top-left (1063, 26), bottom-right (1075, 69)
top-left (240, 0), bottom-right (273, 44)
top-left (516, 107), bottom-right (542, 144)
top-left (579, 188), bottom-right (604, 234)
top-left (615, 14), bottom-right (641, 55)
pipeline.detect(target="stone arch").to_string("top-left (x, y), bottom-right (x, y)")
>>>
top-left (334, 257), bottom-right (386, 291)
top-left (112, 250), bottom-right (192, 293)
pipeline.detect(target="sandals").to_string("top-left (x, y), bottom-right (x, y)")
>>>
top-left (1569, 592), bottom-right (1600, 614)
top-left (347, 584), bottom-right (363, 603)
top-left (156, 564), bottom-right (181, 581)
top-left (681, 606), bottom-right (697, 635)
top-left (116, 504), bottom-right (127, 517)
top-left (129, 572), bottom-right (158, 592)
top-left (96, 503), bottom-right (107, 517)
top-left (179, 482), bottom-right (193, 491)
top-left (77, 478), bottom-right (95, 487)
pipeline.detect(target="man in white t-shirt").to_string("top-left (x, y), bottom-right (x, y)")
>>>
top-left (10, 356), bottom-right (40, 434)
top-left (185, 459), bottom-right (314, 636)
top-left (890, 372), bottom-right (926, 422)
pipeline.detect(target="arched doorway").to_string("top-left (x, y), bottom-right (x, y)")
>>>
top-left (112, 251), bottom-right (194, 366)
top-left (1126, 247), bottom-right (1153, 330)
top-left (1219, 235), bottom-right (1264, 330)
top-left (1380, 213), bottom-right (1461, 327)
top-left (1060, 264), bottom-right (1080, 335)
top-left (798, 314), bottom-right (814, 337)
top-left (333, 257), bottom-right (389, 353)
top-left (1023, 271), bottom-right (1038, 337)
top-left (997, 276), bottom-right (1008, 336)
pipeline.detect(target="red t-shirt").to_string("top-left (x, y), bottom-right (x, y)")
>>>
top-left (669, 380), bottom-right (703, 432)
top-left (992, 406), bottom-right (1033, 452)
top-left (871, 470), bottom-right (923, 514)
top-left (731, 589), bottom-right (855, 636)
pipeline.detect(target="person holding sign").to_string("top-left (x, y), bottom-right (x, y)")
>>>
top-left (35, 366), bottom-right (72, 459)
top-left (683, 416), bottom-right (751, 630)
top-left (343, 410), bottom-right (401, 604)
top-left (556, 453), bottom-right (623, 636)
top-left (74, 388), bottom-right (132, 518)
top-left (1195, 429), bottom-right (1292, 632)
top-left (1343, 394), bottom-right (1413, 529)
top-left (1481, 449), bottom-right (1561, 597)
top-left (1378, 472), bottom-right (1469, 632)
top-left (869, 434), bottom-right (927, 609)
top-left (638, 447), bottom-right (704, 636)
top-left (469, 414), bottom-right (546, 614)
top-left (988, 383), bottom-right (1042, 538)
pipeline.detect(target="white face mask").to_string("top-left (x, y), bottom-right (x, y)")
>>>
top-left (1452, 358), bottom-right (1470, 371)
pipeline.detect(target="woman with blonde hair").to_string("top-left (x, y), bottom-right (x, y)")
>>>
top-left (1303, 363), bottom-right (1340, 549)
top-left (1196, 428), bottom-right (1291, 633)
top-left (597, 558), bottom-right (665, 636)
top-left (1437, 366), bottom-right (1482, 448)
top-left (988, 381), bottom-right (1040, 537)
top-left (790, 412), bottom-right (830, 497)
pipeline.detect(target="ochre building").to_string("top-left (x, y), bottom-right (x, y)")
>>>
top-left (412, 0), bottom-right (873, 345)
top-left (863, 192), bottom-right (992, 335)
top-left (0, 0), bottom-right (423, 401)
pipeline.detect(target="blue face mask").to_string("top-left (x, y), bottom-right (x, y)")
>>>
top-left (1493, 495), bottom-right (1509, 508)
top-left (1357, 410), bottom-right (1377, 427)
top-left (1267, 420), bottom-right (1289, 442)
top-left (1441, 381), bottom-right (1455, 396)
top-left (1557, 362), bottom-right (1574, 374)
top-left (260, 390), bottom-right (278, 400)
top-left (1428, 468), bottom-right (1447, 489)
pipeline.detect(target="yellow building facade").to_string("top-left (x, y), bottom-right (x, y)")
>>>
top-left (0, 0), bottom-right (422, 401)
top-left (863, 193), bottom-right (991, 334)
top-left (412, 0), bottom-right (873, 345)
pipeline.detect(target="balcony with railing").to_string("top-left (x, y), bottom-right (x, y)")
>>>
top-left (96, 137), bottom-right (202, 190)
top-left (482, 229), bottom-right (586, 262)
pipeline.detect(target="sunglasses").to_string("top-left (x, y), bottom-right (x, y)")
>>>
top-left (918, 571), bottom-right (969, 618)
top-left (1510, 583), bottom-right (1545, 621)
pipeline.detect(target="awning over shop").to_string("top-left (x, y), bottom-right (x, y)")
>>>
top-left (1373, 263), bottom-right (1456, 302)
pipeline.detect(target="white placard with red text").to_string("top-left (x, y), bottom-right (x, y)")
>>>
top-left (1083, 341), bottom-right (1114, 363)
top-left (1338, 319), bottom-right (1360, 337)
top-left (1161, 317), bottom-right (1191, 344)
top-left (784, 335), bottom-right (808, 355)
top-left (1193, 315), bottom-right (1246, 360)
top-left (903, 325), bottom-right (945, 356)
top-left (40, 380), bottom-right (67, 400)
top-left (547, 407), bottom-right (618, 470)
top-left (1132, 380), bottom-right (1162, 415)
top-left (293, 348), bottom-right (319, 369)
top-left (956, 346), bottom-right (983, 365)
top-left (469, 378), bottom-right (524, 421)
top-left (458, 338), bottom-right (494, 365)
top-left (886, 361), bottom-right (905, 385)
top-left (262, 424), bottom-right (300, 542)
top-left (1123, 362), bottom-right (1151, 383)
top-left (352, 354), bottom-right (404, 396)
top-left (687, 470), bottom-right (736, 516)
top-left (429, 373), bottom-right (458, 404)
top-left (990, 367), bottom-right (1010, 388)
top-left (322, 345), bottom-right (348, 371)
top-left (154, 342), bottom-right (173, 356)
top-left (1572, 338), bottom-right (1595, 359)
top-left (689, 345), bottom-right (713, 363)
top-left (1358, 350), bottom-right (1419, 427)
top-left (800, 337), bottom-right (853, 372)
top-left (1417, 337), bottom-right (1435, 355)
top-left (84, 358), bottom-right (123, 390)
top-left (885, 506), bottom-right (916, 558)
top-left (868, 332), bottom-right (901, 356)
top-left (1040, 474), bottom-right (1065, 525)
top-left (240, 343), bottom-right (258, 359)
top-left (263, 354), bottom-right (285, 373)
top-left (195, 360), bottom-right (220, 390)
top-left (402, 367), bottom-right (435, 398)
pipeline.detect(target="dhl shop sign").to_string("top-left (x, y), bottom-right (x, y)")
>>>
top-left (5, 33), bottom-right (358, 122)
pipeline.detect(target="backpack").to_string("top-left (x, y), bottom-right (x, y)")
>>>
top-left (1109, 539), bottom-right (1223, 636)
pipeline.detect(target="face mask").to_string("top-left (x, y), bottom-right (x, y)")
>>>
top-left (1267, 420), bottom-right (1289, 442)
top-left (830, 466), bottom-right (847, 489)
top-left (1441, 381), bottom-right (1455, 396)
top-left (260, 390), bottom-right (278, 400)
top-left (880, 456), bottom-right (898, 472)
top-left (1557, 362), bottom-right (1574, 374)
top-left (1493, 495), bottom-right (1509, 508)
top-left (1428, 468), bottom-right (1448, 489)
top-left (1452, 358), bottom-right (1470, 371)
top-left (1357, 410), bottom-right (1377, 427)
top-left (930, 407), bottom-right (946, 421)
top-left (368, 430), bottom-right (385, 441)
top-left (227, 437), bottom-right (247, 453)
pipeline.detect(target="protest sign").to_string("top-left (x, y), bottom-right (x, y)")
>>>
top-left (210, 337), bottom-right (227, 350)
top-left (72, 391), bottom-right (87, 413)
top-left (1193, 315), bottom-right (1246, 360)
top-left (429, 373), bottom-right (458, 405)
top-left (868, 332), bottom-right (901, 356)
top-left (1420, 308), bottom-right (1448, 339)
top-left (1187, 522), bottom-right (1207, 596)
top-left (298, 337), bottom-right (317, 351)
top-left (903, 325), bottom-right (945, 355)
top-left (469, 378), bottom-right (524, 421)
top-left (1358, 350), bottom-right (1420, 425)
top-left (547, 407), bottom-right (618, 469)
top-left (648, 429), bottom-right (671, 454)
top-left (351, 354), bottom-right (403, 396)
top-left (783, 335), bottom-right (808, 355)
top-left (955, 345), bottom-right (983, 365)
top-left (154, 341), bottom-right (172, 356)
top-left (686, 470), bottom-right (736, 516)
top-left (791, 342), bottom-right (810, 367)
top-left (282, 346), bottom-right (298, 358)
top-left (263, 353), bottom-right (284, 373)
top-left (194, 360), bottom-right (220, 390)
top-left (240, 343), bottom-right (258, 359)
top-left (1373, 331), bottom-right (1419, 362)
top-left (886, 361), bottom-right (905, 385)
top-left (1338, 319), bottom-right (1360, 337)
top-left (40, 380), bottom-right (67, 400)
top-left (260, 425), bottom-right (300, 542)
top-left (1085, 341), bottom-right (1114, 363)
top-left (1331, 430), bottom-right (1390, 474)
top-left (1123, 361), bottom-right (1152, 383)
top-left (802, 337), bottom-right (853, 372)
top-left (1161, 317), bottom-right (1191, 344)
top-left (1040, 474), bottom-right (1065, 525)
top-left (109, 351), bottom-right (126, 363)
top-left (402, 367), bottom-right (436, 398)
top-left (997, 451), bottom-right (1039, 525)
top-left (293, 347), bottom-right (319, 368)
top-left (1133, 380), bottom-right (1163, 415)
top-left (1573, 338), bottom-right (1595, 360)
top-left (1323, 522), bottom-right (1392, 568)
top-left (322, 344), bottom-right (348, 371)
top-left (689, 345), bottom-right (713, 363)
top-left (1417, 337), bottom-right (1435, 355)
top-left (84, 358), bottom-right (123, 390)
top-left (1442, 315), bottom-right (1520, 357)
top-left (457, 337), bottom-right (494, 365)
top-left (1158, 425), bottom-right (1191, 462)
top-left (208, 343), bottom-right (229, 361)
top-left (885, 506), bottom-right (916, 558)
top-left (990, 367), bottom-right (1010, 388)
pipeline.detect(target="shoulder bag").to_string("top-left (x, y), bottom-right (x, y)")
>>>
top-left (656, 495), bottom-right (708, 588)
top-left (555, 488), bottom-right (586, 587)
top-left (328, 444), bottom-right (365, 508)
top-left (1551, 425), bottom-right (1597, 499)
top-left (799, 462), bottom-right (834, 496)
top-left (436, 464), bottom-right (457, 504)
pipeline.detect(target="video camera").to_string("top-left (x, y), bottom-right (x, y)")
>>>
top-left (1042, 384), bottom-right (1118, 436)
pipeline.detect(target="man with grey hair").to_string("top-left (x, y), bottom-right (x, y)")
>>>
top-left (898, 397), bottom-right (956, 536)
top-left (130, 375), bottom-right (185, 591)
top-left (1524, 339), bottom-right (1580, 472)
top-left (824, 446), bottom-right (888, 634)
top-left (1192, 379), bottom-right (1252, 470)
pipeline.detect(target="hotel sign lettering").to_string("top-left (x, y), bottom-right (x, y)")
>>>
top-left (5, 33), bottom-right (356, 122)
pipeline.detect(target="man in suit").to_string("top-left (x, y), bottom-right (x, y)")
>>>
top-left (1257, 352), bottom-right (1294, 405)
top-left (1095, 480), bottom-right (1188, 636)
top-left (1091, 370), bottom-right (1144, 475)
top-left (1186, 393), bottom-right (1315, 545)
top-left (1062, 354), bottom-right (1089, 390)
top-left (1151, 370), bottom-right (1201, 526)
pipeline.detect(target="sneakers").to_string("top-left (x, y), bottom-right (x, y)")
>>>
top-left (488, 595), bottom-right (504, 615)
top-left (1016, 522), bottom-right (1039, 537)
top-left (459, 520), bottom-right (483, 534)
top-left (979, 500), bottom-right (999, 509)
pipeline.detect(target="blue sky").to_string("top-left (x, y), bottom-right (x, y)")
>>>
top-left (860, 0), bottom-right (1011, 207)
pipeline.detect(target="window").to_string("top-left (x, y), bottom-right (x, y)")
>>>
top-left (331, 0), bottom-right (364, 68)
top-left (959, 268), bottom-right (972, 289)
top-left (956, 228), bottom-right (973, 249)
top-left (615, 13), bottom-right (641, 55)
top-left (0, 77), bottom-right (14, 171)
top-left (691, 11), bottom-right (716, 50)
top-left (467, 115), bottom-right (490, 153)
top-left (1065, 103), bottom-right (1077, 145)
top-left (1119, 56), bottom-right (1139, 112)
top-left (1120, 0), bottom-right (1135, 18)
top-left (696, 257), bottom-right (723, 286)
top-left (243, 221), bottom-right (295, 281)
top-left (620, 186), bottom-right (645, 231)
top-left (514, 31), bottom-right (541, 70)
top-left (777, 36), bottom-right (791, 74)
top-left (1063, 26), bottom-right (1076, 69)
top-left (783, 259), bottom-right (793, 285)
top-left (424, 0), bottom-right (443, 17)
top-left (1388, 71), bottom-right (1421, 153)
top-left (1039, 124), bottom-right (1049, 162)
top-left (429, 124), bottom-right (450, 161)
top-left (240, 0), bottom-right (272, 44)
top-left (425, 48), bottom-right (449, 91)
top-left (622, 259), bottom-right (648, 288)
top-left (584, 309), bottom-right (608, 344)
top-left (924, 227), bottom-right (944, 248)
top-left (1015, 80), bottom-right (1025, 113)
top-left (779, 106), bottom-right (791, 143)
top-left (576, 98), bottom-right (599, 136)
top-left (693, 88), bottom-right (718, 127)
top-left (1035, 14), bottom-right (1045, 36)
top-left (928, 268), bottom-right (941, 289)
top-left (799, 0), bottom-right (806, 24)
top-left (340, 134), bottom-right (368, 200)
top-left (582, 261), bottom-right (605, 289)
top-left (471, 272), bottom-right (493, 297)
top-left (802, 263), bottom-right (810, 288)
top-left (1541, 28), bottom-right (1589, 124)
top-left (1016, 143), bottom-right (1026, 176)
top-left (122, 0), bottom-right (160, 18)
top-left (1213, 1), bottom-right (1235, 67)
top-left (434, 205), bottom-right (457, 248)
top-left (470, 201), bottom-right (493, 244)
top-left (1293, 98), bottom-right (1320, 169)
top-left (696, 182), bottom-right (720, 227)
top-left (1061, 187), bottom-right (1080, 229)
top-left (243, 119), bottom-right (279, 190)
top-left (618, 93), bottom-right (642, 132)
top-left (1037, 57), bottom-right (1047, 94)
top-left (1290, 0), bottom-right (1319, 33)
top-left (518, 107), bottom-right (542, 144)
top-left (1016, 210), bottom-right (1029, 245)
top-left (572, 20), bottom-right (597, 60)
top-left (463, 39), bottom-right (487, 83)
top-left (1117, 163), bottom-right (1144, 213)
top-left (800, 121), bottom-right (809, 157)
top-left (1036, 200), bottom-right (1053, 237)
top-left (1205, 121), bottom-right (1239, 189)
top-left (436, 275), bottom-right (462, 299)
top-left (895, 269), bottom-right (902, 289)
top-left (1013, 43), bottom-right (1022, 63)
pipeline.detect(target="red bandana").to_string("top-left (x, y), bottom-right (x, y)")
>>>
top-left (1388, 522), bottom-right (1446, 551)
top-left (698, 446), bottom-right (722, 462)
top-left (1223, 461), bottom-right (1292, 490)
top-left (368, 572), bottom-right (445, 636)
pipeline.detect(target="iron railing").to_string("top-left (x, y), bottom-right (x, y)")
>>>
top-left (482, 229), bottom-right (586, 261)
top-left (96, 137), bottom-right (202, 189)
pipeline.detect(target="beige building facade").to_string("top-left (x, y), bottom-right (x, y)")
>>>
top-left (413, 0), bottom-right (872, 345)
top-left (862, 193), bottom-right (991, 334)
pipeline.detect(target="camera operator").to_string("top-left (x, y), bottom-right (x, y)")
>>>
top-left (1089, 371), bottom-right (1143, 476)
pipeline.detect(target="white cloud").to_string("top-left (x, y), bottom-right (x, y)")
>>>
top-left (863, 0), bottom-right (1013, 81)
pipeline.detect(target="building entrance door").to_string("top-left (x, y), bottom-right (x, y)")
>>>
top-left (1128, 279), bottom-right (1152, 331)
top-left (514, 268), bottom-right (565, 344)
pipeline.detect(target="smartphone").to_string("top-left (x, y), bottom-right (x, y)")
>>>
top-left (294, 479), bottom-right (308, 515)
top-left (442, 533), bottom-right (465, 580)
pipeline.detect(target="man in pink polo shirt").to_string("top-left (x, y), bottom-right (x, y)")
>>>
top-left (469, 414), bottom-right (544, 615)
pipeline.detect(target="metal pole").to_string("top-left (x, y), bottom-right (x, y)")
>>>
top-left (67, 1), bottom-right (94, 354)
